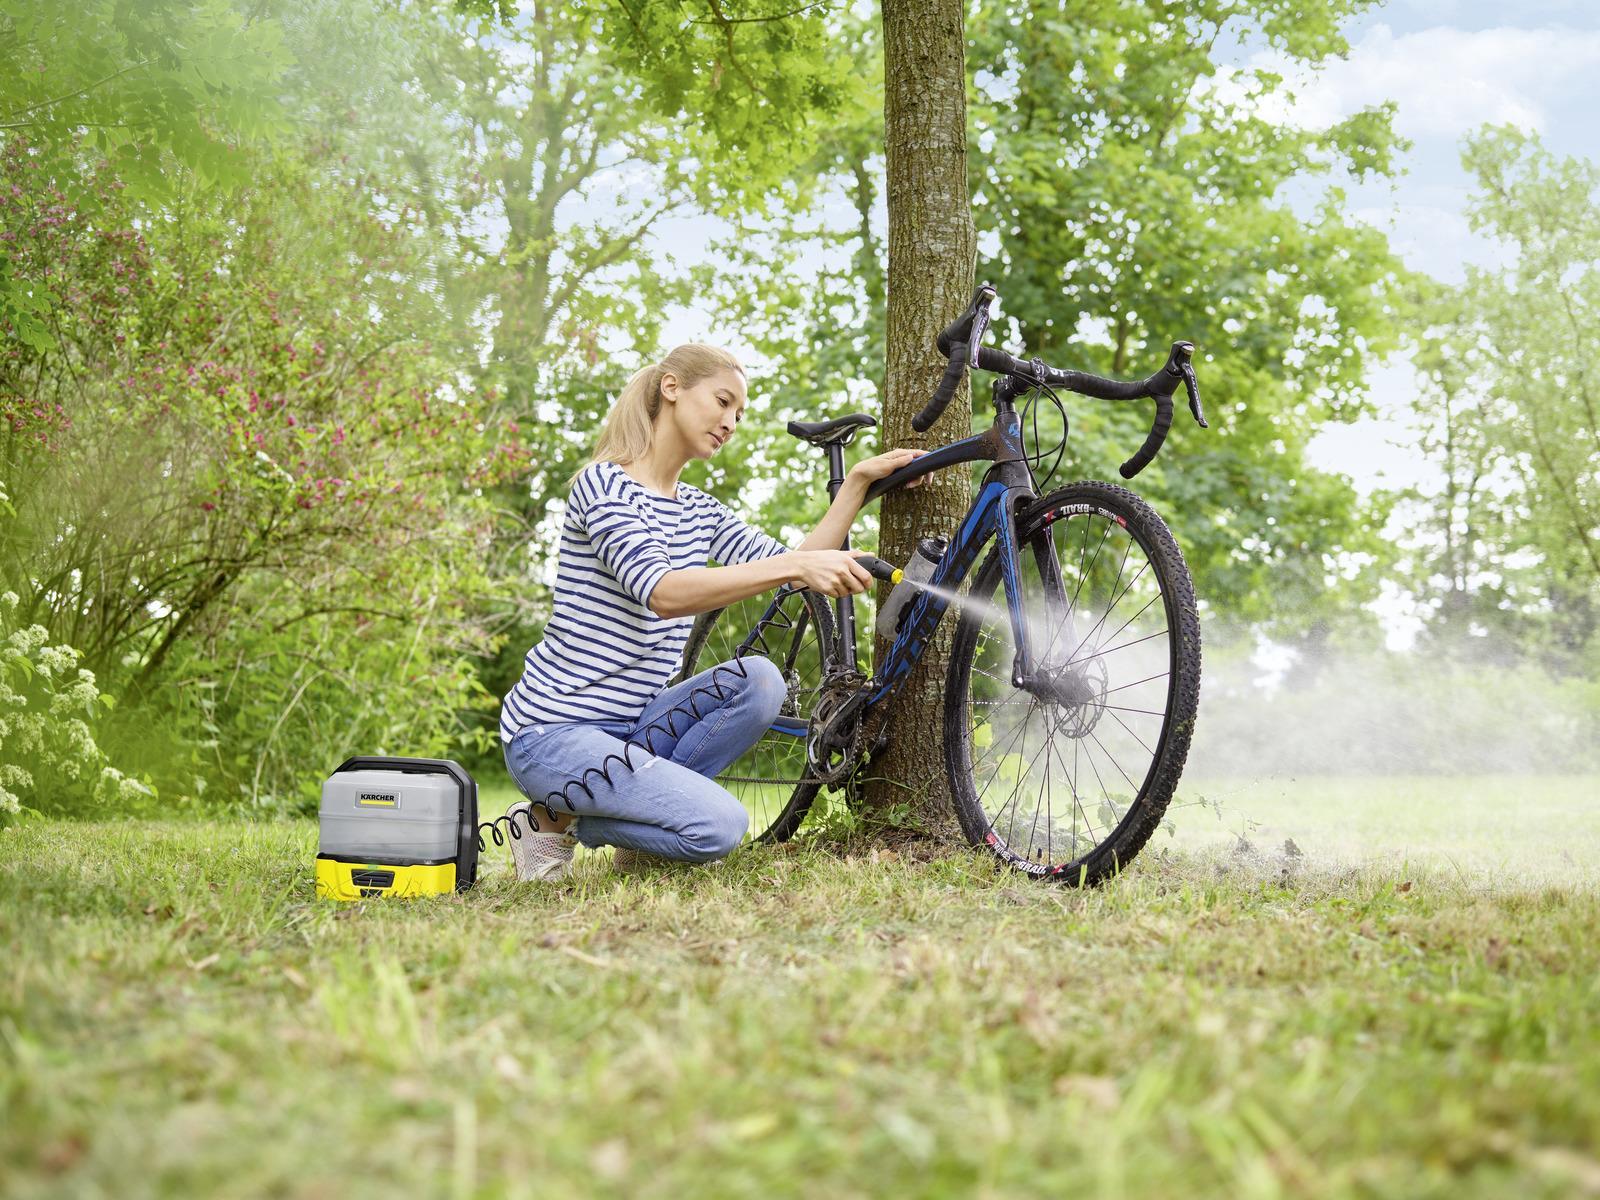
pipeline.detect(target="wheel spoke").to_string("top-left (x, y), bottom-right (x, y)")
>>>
top-left (1067, 604), bottom-right (1164, 667)
top-left (1066, 556), bottom-right (1147, 664)
top-left (953, 498), bottom-right (1196, 883)
top-left (1102, 671), bottom-right (1170, 697)
top-left (676, 589), bottom-right (836, 841)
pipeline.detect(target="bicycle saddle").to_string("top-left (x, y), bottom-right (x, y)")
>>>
top-left (785, 412), bottom-right (877, 446)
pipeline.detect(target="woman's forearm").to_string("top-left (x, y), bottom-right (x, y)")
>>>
top-left (795, 474), bottom-right (867, 553)
top-left (649, 476), bottom-right (868, 619)
top-left (649, 555), bottom-right (803, 619)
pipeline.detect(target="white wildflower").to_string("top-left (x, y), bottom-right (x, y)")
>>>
top-left (6, 624), bottom-right (49, 654)
top-left (36, 644), bottom-right (78, 679)
top-left (94, 766), bottom-right (126, 806)
top-left (61, 719), bottom-right (97, 759)
top-left (7, 712), bottom-right (42, 755)
top-left (49, 680), bottom-right (99, 716)
top-left (119, 775), bottom-right (155, 803)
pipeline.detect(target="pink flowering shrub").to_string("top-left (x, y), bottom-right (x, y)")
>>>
top-left (2, 138), bottom-right (526, 812)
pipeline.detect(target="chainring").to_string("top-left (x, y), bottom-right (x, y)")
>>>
top-left (805, 670), bottom-right (868, 785)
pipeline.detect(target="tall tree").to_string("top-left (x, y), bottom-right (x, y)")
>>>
top-left (403, 1), bottom-right (852, 705)
top-left (1407, 126), bottom-right (1600, 670)
top-left (868, 0), bottom-right (977, 835)
top-left (966, 0), bottom-right (1408, 646)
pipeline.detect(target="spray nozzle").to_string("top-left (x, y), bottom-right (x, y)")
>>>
top-left (852, 554), bottom-right (904, 585)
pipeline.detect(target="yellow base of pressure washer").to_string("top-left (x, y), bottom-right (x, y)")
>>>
top-left (314, 856), bottom-right (458, 901)
top-left (315, 756), bottom-right (479, 902)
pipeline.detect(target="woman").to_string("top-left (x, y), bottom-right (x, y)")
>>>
top-left (499, 342), bottom-right (928, 881)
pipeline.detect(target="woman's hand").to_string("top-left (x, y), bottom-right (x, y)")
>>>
top-left (789, 448), bottom-right (930, 560)
top-left (782, 549), bottom-right (876, 598)
top-left (849, 447), bottom-right (932, 489)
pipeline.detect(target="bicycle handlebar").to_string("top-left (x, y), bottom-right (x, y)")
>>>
top-left (915, 284), bottom-right (993, 433)
top-left (913, 284), bottom-right (1208, 478)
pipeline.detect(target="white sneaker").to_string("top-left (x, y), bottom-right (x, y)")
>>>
top-left (505, 801), bottom-right (578, 882)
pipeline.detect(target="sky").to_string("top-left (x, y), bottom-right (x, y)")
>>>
top-left (1266, 0), bottom-right (1600, 494)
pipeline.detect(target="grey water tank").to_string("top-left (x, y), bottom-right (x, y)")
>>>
top-left (318, 768), bottom-right (461, 861)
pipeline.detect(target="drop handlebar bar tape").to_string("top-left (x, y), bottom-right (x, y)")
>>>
top-left (917, 283), bottom-right (998, 432)
top-left (912, 348), bottom-right (971, 433)
top-left (1112, 341), bottom-right (1192, 479)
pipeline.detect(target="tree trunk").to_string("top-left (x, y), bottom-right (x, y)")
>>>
top-left (861, 0), bottom-right (975, 842)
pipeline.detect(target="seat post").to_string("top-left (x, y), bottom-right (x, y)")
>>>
top-left (822, 440), bottom-right (859, 667)
top-left (825, 443), bottom-right (847, 500)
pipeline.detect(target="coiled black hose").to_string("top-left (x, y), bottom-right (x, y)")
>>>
top-left (476, 643), bottom-right (771, 855)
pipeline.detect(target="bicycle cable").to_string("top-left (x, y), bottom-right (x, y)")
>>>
top-left (1018, 358), bottom-right (1070, 493)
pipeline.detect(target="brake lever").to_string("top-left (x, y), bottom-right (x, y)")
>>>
top-left (1182, 360), bottom-right (1207, 428)
top-left (967, 286), bottom-right (996, 369)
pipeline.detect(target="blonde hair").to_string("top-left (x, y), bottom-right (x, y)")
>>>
top-left (565, 343), bottom-right (745, 490)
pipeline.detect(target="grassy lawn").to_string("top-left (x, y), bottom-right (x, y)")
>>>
top-left (1169, 775), bottom-right (1600, 887)
top-left (3, 780), bottom-right (1598, 1199)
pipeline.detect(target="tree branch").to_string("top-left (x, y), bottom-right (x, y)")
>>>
top-left (0, 57), bottom-right (154, 125)
top-left (686, 0), bottom-right (830, 24)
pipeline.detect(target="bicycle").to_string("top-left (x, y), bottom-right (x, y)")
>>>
top-left (673, 281), bottom-right (1208, 885)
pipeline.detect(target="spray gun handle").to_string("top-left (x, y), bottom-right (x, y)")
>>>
top-left (851, 554), bottom-right (903, 585)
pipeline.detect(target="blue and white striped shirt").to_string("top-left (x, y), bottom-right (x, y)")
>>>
top-left (499, 460), bottom-right (790, 739)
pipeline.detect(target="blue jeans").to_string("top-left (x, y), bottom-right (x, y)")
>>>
top-left (501, 656), bottom-right (788, 862)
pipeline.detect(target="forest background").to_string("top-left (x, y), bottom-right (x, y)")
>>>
top-left (3, 0), bottom-right (1597, 827)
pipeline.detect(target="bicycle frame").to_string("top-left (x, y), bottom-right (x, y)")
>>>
top-left (862, 373), bottom-right (1072, 708)
top-left (751, 373), bottom-right (1071, 736)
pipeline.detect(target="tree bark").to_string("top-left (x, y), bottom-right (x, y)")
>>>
top-left (862, 0), bottom-right (975, 842)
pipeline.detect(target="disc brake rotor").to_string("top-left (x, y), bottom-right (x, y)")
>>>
top-left (1025, 654), bottom-right (1110, 740)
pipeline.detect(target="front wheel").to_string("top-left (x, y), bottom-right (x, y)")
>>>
top-left (945, 480), bottom-right (1201, 885)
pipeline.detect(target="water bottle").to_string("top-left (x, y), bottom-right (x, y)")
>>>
top-left (875, 535), bottom-right (948, 638)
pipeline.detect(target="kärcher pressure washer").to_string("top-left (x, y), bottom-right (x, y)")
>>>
top-left (316, 756), bottom-right (479, 900)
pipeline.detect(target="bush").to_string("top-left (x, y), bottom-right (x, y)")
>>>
top-left (0, 589), bottom-right (155, 825)
top-left (3, 138), bottom-right (524, 816)
top-left (125, 583), bottom-right (504, 817)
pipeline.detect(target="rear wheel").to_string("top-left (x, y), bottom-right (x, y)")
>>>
top-left (673, 586), bottom-right (839, 842)
top-left (946, 480), bottom-right (1201, 885)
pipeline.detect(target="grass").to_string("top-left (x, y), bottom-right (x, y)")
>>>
top-left (2, 779), bottom-right (1598, 1199)
top-left (1169, 775), bottom-right (1600, 886)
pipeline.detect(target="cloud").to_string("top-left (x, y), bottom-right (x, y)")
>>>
top-left (1226, 23), bottom-right (1600, 142)
top-left (1349, 199), bottom-right (1507, 282)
